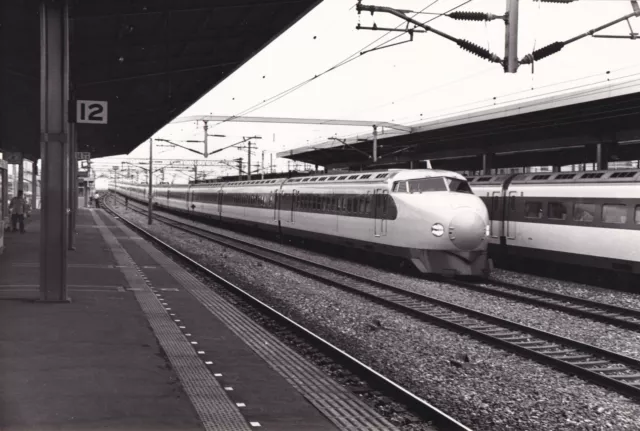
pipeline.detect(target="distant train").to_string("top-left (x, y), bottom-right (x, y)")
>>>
top-left (468, 169), bottom-right (640, 276)
top-left (112, 169), bottom-right (492, 277)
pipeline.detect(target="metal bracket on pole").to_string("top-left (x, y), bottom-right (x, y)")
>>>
top-left (355, 2), bottom-right (503, 66)
top-left (520, 3), bottom-right (640, 65)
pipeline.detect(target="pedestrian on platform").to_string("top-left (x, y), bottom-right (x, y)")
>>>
top-left (94, 192), bottom-right (100, 209)
top-left (9, 190), bottom-right (27, 234)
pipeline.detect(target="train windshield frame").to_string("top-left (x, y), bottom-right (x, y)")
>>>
top-left (394, 177), bottom-right (473, 194)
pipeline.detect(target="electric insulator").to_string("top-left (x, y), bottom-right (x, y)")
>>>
top-left (448, 11), bottom-right (494, 21)
top-left (457, 39), bottom-right (501, 63)
top-left (520, 41), bottom-right (565, 64)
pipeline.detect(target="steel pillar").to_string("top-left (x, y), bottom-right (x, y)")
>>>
top-left (148, 138), bottom-right (153, 225)
top-left (482, 153), bottom-right (494, 175)
top-left (18, 158), bottom-right (24, 193)
top-left (372, 125), bottom-right (378, 163)
top-left (32, 161), bottom-right (38, 209)
top-left (552, 165), bottom-right (561, 172)
top-left (39, 0), bottom-right (70, 302)
top-left (1, 167), bottom-right (7, 219)
top-left (504, 0), bottom-right (520, 73)
top-left (596, 143), bottom-right (609, 170)
top-left (68, 123), bottom-right (76, 250)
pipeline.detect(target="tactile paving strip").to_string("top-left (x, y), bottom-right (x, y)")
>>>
top-left (90, 211), bottom-right (251, 431)
top-left (110, 216), bottom-right (399, 431)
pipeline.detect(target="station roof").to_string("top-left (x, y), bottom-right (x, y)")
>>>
top-left (0, 0), bottom-right (321, 161)
top-left (277, 78), bottom-right (640, 171)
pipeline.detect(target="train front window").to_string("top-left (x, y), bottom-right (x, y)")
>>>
top-left (445, 178), bottom-right (473, 194)
top-left (405, 177), bottom-right (472, 193)
top-left (407, 178), bottom-right (447, 193)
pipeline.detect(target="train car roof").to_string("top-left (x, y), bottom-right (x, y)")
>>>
top-left (467, 169), bottom-right (640, 185)
top-left (117, 169), bottom-right (467, 190)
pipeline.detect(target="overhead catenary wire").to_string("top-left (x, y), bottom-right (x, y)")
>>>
top-left (205, 0), bottom-right (473, 132)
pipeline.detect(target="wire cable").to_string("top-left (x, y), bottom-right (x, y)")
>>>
top-left (206, 0), bottom-right (474, 131)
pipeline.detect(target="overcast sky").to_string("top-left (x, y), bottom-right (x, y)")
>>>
top-left (94, 0), bottom-right (640, 182)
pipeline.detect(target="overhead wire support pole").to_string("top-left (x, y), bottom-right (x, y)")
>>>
top-left (520, 0), bottom-right (640, 65)
top-left (504, 0), bottom-right (520, 73)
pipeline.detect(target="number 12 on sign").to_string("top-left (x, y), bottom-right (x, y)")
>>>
top-left (77, 100), bottom-right (108, 124)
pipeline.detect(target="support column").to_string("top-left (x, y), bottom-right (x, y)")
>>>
top-left (596, 143), bottom-right (609, 170)
top-left (1, 167), bottom-right (7, 219)
top-left (18, 157), bottom-right (24, 193)
top-left (39, 0), bottom-right (70, 302)
top-left (84, 160), bottom-right (90, 207)
top-left (482, 153), bottom-right (494, 175)
top-left (372, 125), bottom-right (378, 163)
top-left (32, 161), bottom-right (38, 209)
top-left (552, 165), bottom-right (561, 172)
top-left (68, 123), bottom-right (76, 250)
top-left (148, 138), bottom-right (153, 225)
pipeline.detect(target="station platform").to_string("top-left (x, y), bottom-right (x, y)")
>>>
top-left (0, 207), bottom-right (395, 431)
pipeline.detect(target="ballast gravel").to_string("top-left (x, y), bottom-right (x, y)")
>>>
top-left (124, 203), bottom-right (640, 361)
top-left (112, 203), bottom-right (640, 431)
top-left (490, 269), bottom-right (640, 311)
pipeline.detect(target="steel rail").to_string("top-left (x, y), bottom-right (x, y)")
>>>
top-left (103, 196), bottom-right (474, 431)
top-left (112, 195), bottom-right (640, 400)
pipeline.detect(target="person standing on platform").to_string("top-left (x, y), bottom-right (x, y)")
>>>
top-left (94, 192), bottom-right (100, 209)
top-left (9, 190), bottom-right (27, 234)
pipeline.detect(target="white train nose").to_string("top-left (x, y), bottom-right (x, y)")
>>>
top-left (448, 211), bottom-right (486, 251)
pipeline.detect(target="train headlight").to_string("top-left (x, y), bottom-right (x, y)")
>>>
top-left (431, 223), bottom-right (444, 237)
top-left (485, 225), bottom-right (490, 236)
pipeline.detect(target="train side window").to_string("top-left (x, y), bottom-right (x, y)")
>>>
top-left (573, 203), bottom-right (595, 222)
top-left (548, 202), bottom-right (568, 220)
top-left (359, 196), bottom-right (366, 213)
top-left (636, 205), bottom-right (640, 225)
top-left (524, 201), bottom-right (543, 219)
top-left (602, 204), bottom-right (627, 224)
top-left (509, 195), bottom-right (516, 211)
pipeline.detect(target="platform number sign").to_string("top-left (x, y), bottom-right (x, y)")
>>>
top-left (76, 100), bottom-right (108, 124)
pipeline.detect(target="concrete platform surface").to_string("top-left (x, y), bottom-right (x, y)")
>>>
top-left (0, 208), bottom-right (395, 431)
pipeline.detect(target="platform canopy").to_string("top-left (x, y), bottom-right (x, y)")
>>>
top-left (277, 79), bottom-right (640, 171)
top-left (0, 0), bottom-right (322, 160)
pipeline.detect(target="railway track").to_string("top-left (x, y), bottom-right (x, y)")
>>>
top-left (112, 196), bottom-right (640, 400)
top-left (103, 197), bottom-right (473, 431)
top-left (118, 196), bottom-right (640, 332)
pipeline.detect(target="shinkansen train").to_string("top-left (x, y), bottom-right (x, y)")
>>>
top-left (468, 169), bottom-right (640, 276)
top-left (112, 169), bottom-right (492, 277)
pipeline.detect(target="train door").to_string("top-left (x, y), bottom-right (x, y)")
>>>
top-left (505, 191), bottom-right (518, 240)
top-left (217, 190), bottom-right (223, 217)
top-left (504, 192), bottom-right (518, 239)
top-left (373, 189), bottom-right (388, 237)
top-left (188, 189), bottom-right (194, 212)
top-left (290, 190), bottom-right (299, 223)
top-left (489, 191), bottom-right (503, 238)
top-left (271, 190), bottom-right (278, 221)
